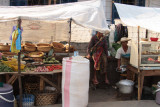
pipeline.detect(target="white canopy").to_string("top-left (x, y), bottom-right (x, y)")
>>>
top-left (0, 0), bottom-right (109, 33)
top-left (115, 3), bottom-right (160, 33)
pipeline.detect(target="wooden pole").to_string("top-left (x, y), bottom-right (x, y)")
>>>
top-left (68, 18), bottom-right (72, 56)
top-left (137, 26), bottom-right (141, 100)
top-left (17, 17), bottom-right (23, 107)
top-left (146, 29), bottom-right (148, 38)
top-left (18, 52), bottom-right (22, 107)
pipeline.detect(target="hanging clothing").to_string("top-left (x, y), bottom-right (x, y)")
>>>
top-left (10, 26), bottom-right (23, 40)
top-left (114, 24), bottom-right (128, 43)
top-left (10, 27), bottom-right (22, 53)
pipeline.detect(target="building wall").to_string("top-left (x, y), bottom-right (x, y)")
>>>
top-left (145, 0), bottom-right (160, 7)
top-left (0, 0), bottom-right (10, 6)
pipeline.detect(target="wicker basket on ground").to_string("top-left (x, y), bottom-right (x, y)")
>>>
top-left (0, 45), bottom-right (10, 52)
top-left (35, 90), bottom-right (58, 106)
top-left (52, 42), bottom-right (65, 52)
top-left (24, 83), bottom-right (40, 94)
top-left (37, 43), bottom-right (52, 52)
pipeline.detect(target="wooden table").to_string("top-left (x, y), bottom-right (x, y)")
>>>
top-left (127, 64), bottom-right (160, 100)
top-left (1, 70), bottom-right (62, 92)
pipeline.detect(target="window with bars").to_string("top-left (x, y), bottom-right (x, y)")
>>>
top-left (10, 0), bottom-right (77, 6)
top-left (112, 0), bottom-right (145, 23)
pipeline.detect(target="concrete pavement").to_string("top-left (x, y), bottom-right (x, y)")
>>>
top-left (38, 100), bottom-right (160, 107)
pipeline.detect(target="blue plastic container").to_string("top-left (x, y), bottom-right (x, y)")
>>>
top-left (0, 84), bottom-right (14, 107)
top-left (17, 94), bottom-right (35, 107)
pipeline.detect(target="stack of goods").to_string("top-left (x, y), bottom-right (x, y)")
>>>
top-left (64, 44), bottom-right (75, 52)
top-left (0, 63), bottom-right (13, 72)
top-left (43, 56), bottom-right (60, 64)
top-left (0, 44), bottom-right (10, 52)
top-left (1, 57), bottom-right (25, 72)
top-left (52, 42), bottom-right (65, 52)
top-left (2, 52), bottom-right (17, 57)
top-left (25, 65), bottom-right (62, 72)
top-left (37, 43), bottom-right (52, 52)
top-left (24, 42), bottom-right (37, 52)
top-left (46, 65), bottom-right (62, 71)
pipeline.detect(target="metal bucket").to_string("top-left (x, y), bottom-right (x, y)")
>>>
top-left (117, 79), bottom-right (134, 94)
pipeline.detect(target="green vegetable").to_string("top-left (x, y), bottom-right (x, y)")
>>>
top-left (0, 64), bottom-right (13, 72)
top-left (2, 56), bottom-right (7, 61)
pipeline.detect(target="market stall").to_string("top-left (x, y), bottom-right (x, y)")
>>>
top-left (114, 2), bottom-right (160, 100)
top-left (0, 0), bottom-right (110, 106)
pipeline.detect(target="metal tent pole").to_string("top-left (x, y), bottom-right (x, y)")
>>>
top-left (68, 18), bottom-right (72, 56)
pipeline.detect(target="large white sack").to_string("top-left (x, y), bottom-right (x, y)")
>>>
top-left (62, 56), bottom-right (90, 107)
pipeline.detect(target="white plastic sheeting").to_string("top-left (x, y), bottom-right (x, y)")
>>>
top-left (115, 3), bottom-right (160, 33)
top-left (0, 0), bottom-right (110, 33)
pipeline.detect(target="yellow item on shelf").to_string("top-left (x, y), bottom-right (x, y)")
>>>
top-left (11, 64), bottom-right (25, 71)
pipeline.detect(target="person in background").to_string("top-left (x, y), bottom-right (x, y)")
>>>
top-left (87, 31), bottom-right (109, 85)
top-left (115, 37), bottom-right (131, 70)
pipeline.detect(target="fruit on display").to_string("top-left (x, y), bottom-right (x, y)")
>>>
top-left (32, 65), bottom-right (62, 72)
top-left (46, 65), bottom-right (62, 71)
top-left (34, 66), bottom-right (49, 72)
top-left (43, 56), bottom-right (60, 64)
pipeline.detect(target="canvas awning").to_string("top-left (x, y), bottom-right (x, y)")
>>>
top-left (0, 0), bottom-right (110, 33)
top-left (115, 3), bottom-right (160, 33)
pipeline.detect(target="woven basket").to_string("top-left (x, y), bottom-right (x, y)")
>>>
top-left (52, 42), bottom-right (65, 52)
top-left (54, 47), bottom-right (65, 52)
top-left (28, 52), bottom-right (44, 58)
top-left (24, 83), bottom-right (40, 94)
top-left (0, 45), bottom-right (10, 52)
top-left (37, 43), bottom-right (51, 47)
top-left (35, 90), bottom-right (58, 106)
top-left (37, 43), bottom-right (52, 52)
top-left (2, 52), bottom-right (17, 57)
top-left (25, 42), bottom-right (36, 47)
top-left (24, 46), bottom-right (37, 52)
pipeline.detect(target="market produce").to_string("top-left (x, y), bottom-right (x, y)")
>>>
top-left (25, 66), bottom-right (36, 72)
top-left (43, 56), bottom-right (60, 64)
top-left (34, 66), bottom-right (49, 72)
top-left (1, 56), bottom-right (7, 61)
top-left (46, 65), bottom-right (62, 71)
top-left (0, 63), bottom-right (13, 72)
